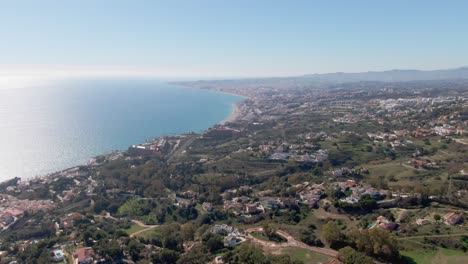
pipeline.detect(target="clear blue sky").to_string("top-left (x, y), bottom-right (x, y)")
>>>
top-left (1, 0), bottom-right (467, 77)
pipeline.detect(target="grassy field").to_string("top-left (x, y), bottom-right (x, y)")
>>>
top-left (264, 246), bottom-right (332, 264)
top-left (251, 232), bottom-right (287, 243)
top-left (251, 231), bottom-right (270, 241)
top-left (122, 223), bottom-right (146, 235)
top-left (364, 160), bottom-right (417, 183)
top-left (133, 226), bottom-right (161, 239)
top-left (401, 248), bottom-right (468, 264)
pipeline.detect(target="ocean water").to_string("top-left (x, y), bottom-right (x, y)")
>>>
top-left (0, 79), bottom-right (242, 180)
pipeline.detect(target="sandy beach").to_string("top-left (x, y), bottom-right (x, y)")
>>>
top-left (220, 102), bottom-right (242, 125)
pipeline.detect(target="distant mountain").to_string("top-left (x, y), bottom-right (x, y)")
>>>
top-left (177, 66), bottom-right (468, 90)
top-left (299, 66), bottom-right (468, 83)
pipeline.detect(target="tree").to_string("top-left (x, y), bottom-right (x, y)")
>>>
top-left (350, 228), bottom-right (400, 262)
top-left (83, 230), bottom-right (94, 246)
top-left (338, 246), bottom-right (373, 264)
top-left (199, 213), bottom-right (213, 225)
top-left (322, 221), bottom-right (345, 248)
top-left (152, 248), bottom-right (179, 264)
top-left (163, 233), bottom-right (183, 251)
top-left (181, 222), bottom-right (197, 241)
top-left (176, 245), bottom-right (212, 264)
top-left (263, 223), bottom-right (277, 240)
top-left (223, 242), bottom-right (270, 264)
top-left (128, 239), bottom-right (144, 261)
top-left (93, 239), bottom-right (123, 261)
top-left (223, 242), bottom-right (303, 264)
top-left (205, 233), bottom-right (224, 253)
top-left (300, 230), bottom-right (323, 247)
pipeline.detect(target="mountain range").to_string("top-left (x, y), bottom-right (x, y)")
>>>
top-left (299, 66), bottom-right (468, 83)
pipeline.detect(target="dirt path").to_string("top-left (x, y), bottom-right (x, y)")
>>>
top-left (245, 227), bottom-right (338, 258)
top-left (453, 138), bottom-right (467, 145)
top-left (129, 219), bottom-right (159, 238)
top-left (97, 212), bottom-right (159, 238)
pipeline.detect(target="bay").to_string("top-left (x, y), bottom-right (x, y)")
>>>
top-left (0, 79), bottom-right (242, 180)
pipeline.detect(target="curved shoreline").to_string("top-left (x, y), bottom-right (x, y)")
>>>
top-left (220, 102), bottom-right (242, 125)
top-left (0, 84), bottom-right (245, 184)
top-left (168, 82), bottom-right (247, 126)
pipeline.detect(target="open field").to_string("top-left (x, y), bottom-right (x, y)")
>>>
top-left (122, 223), bottom-right (147, 235)
top-left (123, 223), bottom-right (146, 235)
top-left (401, 248), bottom-right (468, 264)
top-left (264, 246), bottom-right (333, 264)
top-left (366, 161), bottom-right (415, 179)
top-left (132, 226), bottom-right (161, 239)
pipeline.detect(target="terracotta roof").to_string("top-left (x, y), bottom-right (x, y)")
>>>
top-left (73, 247), bottom-right (94, 263)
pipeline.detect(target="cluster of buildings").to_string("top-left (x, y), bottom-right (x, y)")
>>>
top-left (268, 149), bottom-right (329, 163)
top-left (329, 167), bottom-right (368, 178)
top-left (0, 166), bottom-right (98, 234)
top-left (379, 96), bottom-right (465, 109)
top-left (332, 113), bottom-right (360, 124)
top-left (55, 212), bottom-right (86, 234)
top-left (416, 211), bottom-right (464, 226)
top-left (203, 126), bottom-right (242, 139)
top-left (219, 183), bottom-right (323, 221)
top-left (442, 212), bottom-right (464, 226)
top-left (291, 182), bottom-right (325, 208)
top-left (7, 166), bottom-right (97, 203)
top-left (433, 124), bottom-right (458, 136)
top-left (370, 215), bottom-right (397, 231)
top-left (174, 190), bottom-right (200, 209)
top-left (0, 194), bottom-right (55, 231)
top-left (173, 184), bottom-right (325, 223)
top-left (367, 131), bottom-right (410, 148)
top-left (258, 140), bottom-right (330, 164)
top-left (335, 180), bottom-right (385, 204)
top-left (223, 196), bottom-right (265, 218)
top-left (412, 124), bottom-right (463, 138)
top-left (211, 224), bottom-right (247, 248)
top-left (128, 136), bottom-right (172, 155)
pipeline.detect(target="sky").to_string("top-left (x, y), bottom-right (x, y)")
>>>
top-left (0, 0), bottom-right (467, 79)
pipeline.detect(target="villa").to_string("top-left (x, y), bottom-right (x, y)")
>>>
top-left (73, 247), bottom-right (94, 264)
top-left (443, 212), bottom-right (464, 225)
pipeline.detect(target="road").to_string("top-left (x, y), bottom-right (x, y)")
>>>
top-left (97, 212), bottom-right (159, 238)
top-left (129, 219), bottom-right (159, 238)
top-left (166, 135), bottom-right (197, 163)
top-left (452, 138), bottom-right (467, 145)
top-left (245, 227), bottom-right (338, 258)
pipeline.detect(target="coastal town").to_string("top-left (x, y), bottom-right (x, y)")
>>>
top-left (0, 79), bottom-right (467, 264)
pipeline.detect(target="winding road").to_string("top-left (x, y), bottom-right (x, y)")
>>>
top-left (97, 212), bottom-right (159, 238)
top-left (129, 219), bottom-right (159, 238)
top-left (245, 227), bottom-right (338, 258)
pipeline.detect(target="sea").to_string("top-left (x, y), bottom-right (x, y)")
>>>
top-left (0, 79), bottom-right (242, 181)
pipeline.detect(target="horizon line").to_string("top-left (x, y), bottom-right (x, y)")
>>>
top-left (0, 64), bottom-right (467, 82)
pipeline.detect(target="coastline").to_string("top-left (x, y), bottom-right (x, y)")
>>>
top-left (171, 83), bottom-right (248, 126)
top-left (170, 82), bottom-right (247, 126)
top-left (0, 84), bottom-right (246, 184)
top-left (219, 102), bottom-right (242, 125)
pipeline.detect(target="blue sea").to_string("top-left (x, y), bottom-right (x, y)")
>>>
top-left (0, 79), bottom-right (242, 180)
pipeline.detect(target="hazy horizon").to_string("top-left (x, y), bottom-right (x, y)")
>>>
top-left (1, 1), bottom-right (468, 78)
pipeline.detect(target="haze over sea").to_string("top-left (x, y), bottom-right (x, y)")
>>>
top-left (0, 79), bottom-right (242, 181)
